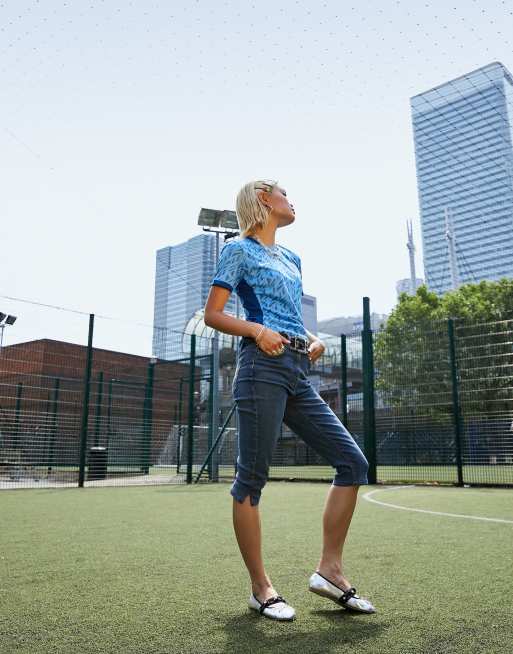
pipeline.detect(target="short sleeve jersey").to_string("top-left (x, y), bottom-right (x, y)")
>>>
top-left (210, 235), bottom-right (308, 339)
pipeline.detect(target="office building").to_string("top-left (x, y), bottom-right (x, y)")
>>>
top-left (318, 313), bottom-right (388, 336)
top-left (411, 61), bottom-right (513, 295)
top-left (152, 233), bottom-right (239, 359)
top-left (396, 277), bottom-right (424, 299)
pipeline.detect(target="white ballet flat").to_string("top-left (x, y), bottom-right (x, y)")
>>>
top-left (308, 571), bottom-right (376, 613)
top-left (248, 593), bottom-right (296, 621)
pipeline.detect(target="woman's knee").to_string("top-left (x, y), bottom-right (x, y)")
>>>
top-left (352, 451), bottom-right (369, 483)
top-left (230, 477), bottom-right (264, 506)
top-left (333, 450), bottom-right (369, 485)
top-left (358, 453), bottom-right (369, 480)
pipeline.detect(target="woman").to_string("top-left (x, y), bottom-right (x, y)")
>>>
top-left (204, 179), bottom-right (376, 621)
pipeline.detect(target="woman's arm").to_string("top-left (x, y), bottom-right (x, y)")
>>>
top-left (304, 328), bottom-right (322, 345)
top-left (204, 286), bottom-right (261, 338)
top-left (204, 286), bottom-right (290, 354)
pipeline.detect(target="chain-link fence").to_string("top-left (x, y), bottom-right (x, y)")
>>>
top-left (1, 297), bottom-right (512, 490)
top-left (371, 316), bottom-right (513, 485)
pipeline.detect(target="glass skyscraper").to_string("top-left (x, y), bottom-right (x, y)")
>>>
top-left (410, 61), bottom-right (513, 295)
top-left (152, 233), bottom-right (239, 360)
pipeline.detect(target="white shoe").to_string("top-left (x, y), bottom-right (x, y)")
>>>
top-left (309, 571), bottom-right (376, 613)
top-left (248, 593), bottom-right (296, 621)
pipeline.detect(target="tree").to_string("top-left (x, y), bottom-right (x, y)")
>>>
top-left (374, 279), bottom-right (513, 418)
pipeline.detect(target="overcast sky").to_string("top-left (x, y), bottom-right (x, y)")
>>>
top-left (2, 1), bottom-right (513, 355)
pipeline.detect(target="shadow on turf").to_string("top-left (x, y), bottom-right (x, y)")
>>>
top-left (222, 607), bottom-right (384, 652)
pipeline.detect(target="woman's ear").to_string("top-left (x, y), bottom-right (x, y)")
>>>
top-left (256, 189), bottom-right (271, 208)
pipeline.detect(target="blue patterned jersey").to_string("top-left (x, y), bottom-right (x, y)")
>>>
top-left (210, 235), bottom-right (308, 339)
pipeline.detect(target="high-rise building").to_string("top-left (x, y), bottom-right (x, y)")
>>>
top-left (301, 292), bottom-right (318, 336)
top-left (396, 277), bottom-right (424, 299)
top-left (318, 313), bottom-right (388, 336)
top-left (152, 233), bottom-right (238, 359)
top-left (410, 61), bottom-right (513, 295)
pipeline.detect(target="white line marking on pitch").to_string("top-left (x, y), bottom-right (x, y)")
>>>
top-left (361, 485), bottom-right (513, 524)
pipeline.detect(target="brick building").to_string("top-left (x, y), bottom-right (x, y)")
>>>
top-left (0, 339), bottom-right (199, 477)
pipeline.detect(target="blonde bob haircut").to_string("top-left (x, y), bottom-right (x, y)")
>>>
top-left (235, 179), bottom-right (279, 238)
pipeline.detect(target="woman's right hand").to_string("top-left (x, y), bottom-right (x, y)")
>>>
top-left (254, 326), bottom-right (290, 355)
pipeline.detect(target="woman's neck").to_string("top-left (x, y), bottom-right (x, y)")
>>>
top-left (248, 228), bottom-right (277, 247)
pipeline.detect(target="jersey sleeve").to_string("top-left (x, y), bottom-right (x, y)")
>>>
top-left (211, 240), bottom-right (244, 292)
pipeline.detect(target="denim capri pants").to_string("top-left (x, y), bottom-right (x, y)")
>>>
top-left (230, 336), bottom-right (369, 506)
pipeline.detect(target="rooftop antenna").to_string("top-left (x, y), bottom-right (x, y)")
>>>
top-left (444, 207), bottom-right (460, 290)
top-left (406, 219), bottom-right (417, 295)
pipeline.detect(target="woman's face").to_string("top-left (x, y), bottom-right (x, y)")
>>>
top-left (259, 185), bottom-right (295, 226)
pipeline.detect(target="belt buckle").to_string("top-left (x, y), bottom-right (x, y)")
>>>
top-left (291, 335), bottom-right (307, 353)
top-left (280, 332), bottom-right (307, 354)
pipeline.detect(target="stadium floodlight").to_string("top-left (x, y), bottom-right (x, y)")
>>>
top-left (0, 312), bottom-right (17, 349)
top-left (198, 208), bottom-right (239, 232)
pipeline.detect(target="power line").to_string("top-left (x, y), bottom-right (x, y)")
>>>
top-left (0, 292), bottom-right (216, 341)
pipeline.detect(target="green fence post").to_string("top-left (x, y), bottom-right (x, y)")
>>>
top-left (141, 359), bottom-right (155, 474)
top-left (448, 318), bottom-right (464, 486)
top-left (78, 314), bottom-right (95, 488)
top-left (12, 382), bottom-right (23, 447)
top-left (93, 371), bottom-right (103, 447)
top-left (177, 377), bottom-right (184, 474)
top-left (362, 297), bottom-right (377, 484)
top-left (187, 334), bottom-right (196, 484)
top-left (340, 334), bottom-right (348, 428)
top-left (47, 377), bottom-right (60, 473)
top-left (106, 378), bottom-right (114, 453)
top-left (43, 389), bottom-right (52, 467)
top-left (207, 351), bottom-right (214, 480)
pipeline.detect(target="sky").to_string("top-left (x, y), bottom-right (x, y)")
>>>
top-left (2, 0), bottom-right (513, 356)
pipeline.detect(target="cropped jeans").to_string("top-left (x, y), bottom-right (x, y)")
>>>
top-left (230, 336), bottom-right (369, 506)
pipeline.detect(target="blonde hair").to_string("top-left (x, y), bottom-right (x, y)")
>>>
top-left (235, 179), bottom-right (278, 237)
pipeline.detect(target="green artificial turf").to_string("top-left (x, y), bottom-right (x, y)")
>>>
top-left (1, 482), bottom-right (512, 654)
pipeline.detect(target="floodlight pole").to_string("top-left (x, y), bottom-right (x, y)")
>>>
top-left (210, 231), bottom-right (221, 482)
top-left (197, 208), bottom-right (239, 484)
top-left (234, 279), bottom-right (241, 477)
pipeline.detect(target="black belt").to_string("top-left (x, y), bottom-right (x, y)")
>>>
top-left (242, 331), bottom-right (309, 354)
top-left (279, 331), bottom-right (309, 353)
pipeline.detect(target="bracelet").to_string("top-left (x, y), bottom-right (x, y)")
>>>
top-left (254, 325), bottom-right (266, 345)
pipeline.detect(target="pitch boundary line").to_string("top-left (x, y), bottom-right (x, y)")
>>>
top-left (361, 485), bottom-right (513, 524)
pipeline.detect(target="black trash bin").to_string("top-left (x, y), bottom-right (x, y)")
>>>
top-left (87, 446), bottom-right (108, 480)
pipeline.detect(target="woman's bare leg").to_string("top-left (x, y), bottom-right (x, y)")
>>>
top-left (232, 495), bottom-right (277, 602)
top-left (316, 484), bottom-right (360, 589)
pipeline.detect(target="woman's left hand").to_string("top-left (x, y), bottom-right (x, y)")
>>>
top-left (308, 339), bottom-right (325, 363)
